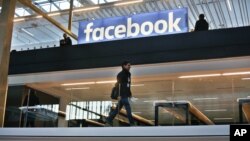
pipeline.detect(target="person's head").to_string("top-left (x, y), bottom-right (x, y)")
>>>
top-left (199, 14), bottom-right (205, 20)
top-left (121, 61), bottom-right (131, 72)
top-left (63, 33), bottom-right (67, 39)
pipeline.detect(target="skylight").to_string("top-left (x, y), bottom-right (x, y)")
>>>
top-left (74, 0), bottom-right (82, 7)
top-left (54, 1), bottom-right (70, 10)
top-left (50, 4), bottom-right (59, 12)
top-left (15, 8), bottom-right (31, 16)
top-left (90, 0), bottom-right (120, 4)
top-left (40, 3), bottom-right (51, 12)
top-left (34, 0), bottom-right (48, 3)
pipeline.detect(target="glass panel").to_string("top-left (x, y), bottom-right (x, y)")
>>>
top-left (50, 4), bottom-right (59, 12)
top-left (90, 0), bottom-right (120, 4)
top-left (57, 1), bottom-right (70, 10)
top-left (5, 64), bottom-right (250, 127)
top-left (232, 75), bottom-right (250, 123)
top-left (4, 87), bottom-right (59, 127)
top-left (34, 0), bottom-right (48, 3)
top-left (73, 0), bottom-right (82, 7)
top-left (173, 76), bottom-right (234, 125)
top-left (15, 8), bottom-right (31, 16)
top-left (40, 3), bottom-right (51, 12)
top-left (15, 8), bottom-right (25, 16)
top-left (23, 9), bottom-right (31, 16)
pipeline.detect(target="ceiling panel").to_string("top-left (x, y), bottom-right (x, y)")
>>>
top-left (6, 0), bottom-right (250, 51)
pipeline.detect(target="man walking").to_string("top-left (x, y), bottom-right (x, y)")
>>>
top-left (105, 61), bottom-right (135, 126)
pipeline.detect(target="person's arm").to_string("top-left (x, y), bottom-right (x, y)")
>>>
top-left (128, 74), bottom-right (132, 98)
top-left (68, 37), bottom-right (72, 46)
top-left (194, 21), bottom-right (198, 31)
top-left (206, 21), bottom-right (209, 30)
top-left (116, 73), bottom-right (122, 99)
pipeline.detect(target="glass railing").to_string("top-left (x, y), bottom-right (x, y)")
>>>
top-left (4, 69), bottom-right (250, 127)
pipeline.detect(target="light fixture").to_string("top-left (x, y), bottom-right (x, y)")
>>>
top-left (48, 12), bottom-right (61, 16)
top-left (13, 18), bottom-right (25, 22)
top-left (96, 80), bottom-right (116, 84)
top-left (73, 6), bottom-right (100, 12)
top-left (20, 28), bottom-right (34, 37)
top-left (114, 0), bottom-right (143, 6)
top-left (178, 74), bottom-right (221, 78)
top-left (193, 97), bottom-right (218, 101)
top-left (143, 100), bottom-right (153, 103)
top-left (205, 109), bottom-right (227, 112)
top-left (35, 15), bottom-right (43, 19)
top-left (61, 82), bottom-right (95, 86)
top-left (242, 78), bottom-right (250, 80)
top-left (131, 84), bottom-right (144, 87)
top-left (213, 118), bottom-right (233, 120)
top-left (222, 71), bottom-right (250, 76)
top-left (226, 0), bottom-right (232, 11)
top-left (177, 4), bottom-right (181, 8)
top-left (65, 87), bottom-right (90, 90)
top-left (132, 112), bottom-right (142, 114)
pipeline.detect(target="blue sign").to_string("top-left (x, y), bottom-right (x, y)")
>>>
top-left (78, 8), bottom-right (188, 44)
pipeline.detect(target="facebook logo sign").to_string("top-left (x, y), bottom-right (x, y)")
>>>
top-left (78, 8), bottom-right (188, 44)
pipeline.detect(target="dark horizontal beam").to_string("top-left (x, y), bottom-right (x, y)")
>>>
top-left (9, 26), bottom-right (250, 75)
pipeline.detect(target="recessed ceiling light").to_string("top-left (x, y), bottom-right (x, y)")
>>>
top-left (114, 0), bottom-right (143, 6)
top-left (193, 97), bottom-right (218, 101)
top-left (132, 112), bottom-right (142, 114)
top-left (178, 74), bottom-right (221, 78)
top-left (226, 0), bottom-right (232, 11)
top-left (48, 12), bottom-right (61, 16)
top-left (61, 82), bottom-right (95, 86)
top-left (242, 78), bottom-right (250, 80)
top-left (205, 109), bottom-right (227, 112)
top-left (73, 6), bottom-right (100, 12)
top-left (96, 80), bottom-right (116, 84)
top-left (214, 118), bottom-right (233, 120)
top-left (13, 18), bottom-right (25, 22)
top-left (222, 71), bottom-right (250, 76)
top-left (65, 87), bottom-right (90, 90)
top-left (131, 84), bottom-right (144, 87)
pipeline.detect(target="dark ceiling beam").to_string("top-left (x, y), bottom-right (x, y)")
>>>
top-left (68, 0), bottom-right (73, 30)
top-left (49, 0), bottom-right (61, 11)
top-left (23, 7), bottom-right (35, 15)
top-left (33, 1), bottom-right (49, 12)
top-left (78, 0), bottom-right (95, 5)
top-left (18, 0), bottom-right (77, 40)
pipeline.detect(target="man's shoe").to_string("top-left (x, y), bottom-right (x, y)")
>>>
top-left (104, 122), bottom-right (112, 127)
top-left (104, 119), bottom-right (113, 127)
top-left (130, 123), bottom-right (136, 127)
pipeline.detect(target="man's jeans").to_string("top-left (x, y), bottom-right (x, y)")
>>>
top-left (106, 97), bottom-right (134, 125)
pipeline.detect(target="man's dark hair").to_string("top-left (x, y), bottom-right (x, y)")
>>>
top-left (121, 61), bottom-right (130, 67)
top-left (199, 14), bottom-right (205, 19)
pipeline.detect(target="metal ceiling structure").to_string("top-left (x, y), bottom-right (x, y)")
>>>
top-left (1, 0), bottom-right (249, 51)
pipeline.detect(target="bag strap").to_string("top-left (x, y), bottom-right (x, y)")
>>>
top-left (118, 83), bottom-right (121, 97)
top-left (118, 83), bottom-right (121, 126)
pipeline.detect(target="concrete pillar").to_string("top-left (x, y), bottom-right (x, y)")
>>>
top-left (0, 0), bottom-right (16, 127)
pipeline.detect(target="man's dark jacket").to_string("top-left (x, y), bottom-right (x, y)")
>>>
top-left (117, 69), bottom-right (132, 98)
